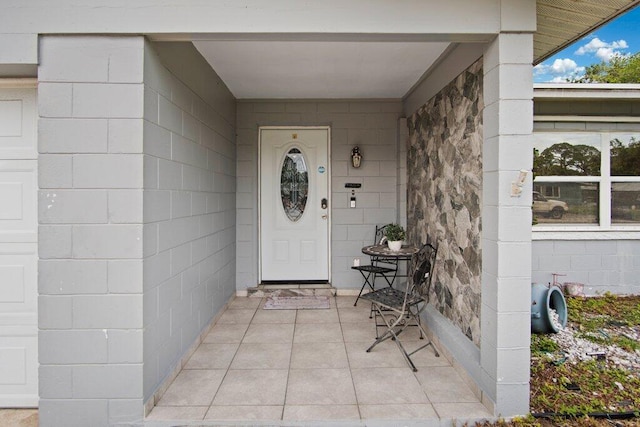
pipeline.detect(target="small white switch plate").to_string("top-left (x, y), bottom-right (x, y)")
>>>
top-left (353, 258), bottom-right (360, 267)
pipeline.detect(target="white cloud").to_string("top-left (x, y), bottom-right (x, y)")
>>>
top-left (533, 58), bottom-right (585, 82)
top-left (533, 64), bottom-right (547, 76)
top-left (550, 58), bottom-right (579, 74)
top-left (575, 37), bottom-right (628, 61)
top-left (534, 58), bottom-right (582, 75)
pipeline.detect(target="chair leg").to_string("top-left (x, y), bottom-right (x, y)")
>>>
top-left (367, 273), bottom-right (378, 318)
top-left (366, 305), bottom-right (402, 350)
top-left (370, 302), bottom-right (390, 338)
top-left (407, 320), bottom-right (440, 359)
top-left (418, 320), bottom-right (425, 339)
top-left (354, 272), bottom-right (374, 306)
top-left (367, 306), bottom-right (420, 371)
top-left (395, 334), bottom-right (419, 372)
top-left (383, 267), bottom-right (397, 288)
top-left (406, 310), bottom-right (440, 358)
top-left (353, 280), bottom-right (367, 306)
top-left (408, 304), bottom-right (425, 339)
top-left (366, 303), bottom-right (439, 371)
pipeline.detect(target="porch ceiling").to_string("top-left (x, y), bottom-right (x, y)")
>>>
top-left (193, 40), bottom-right (450, 99)
top-left (189, 1), bottom-right (639, 99)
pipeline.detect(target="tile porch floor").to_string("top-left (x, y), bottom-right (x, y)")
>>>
top-left (145, 295), bottom-right (493, 426)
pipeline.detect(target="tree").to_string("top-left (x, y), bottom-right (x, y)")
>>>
top-left (610, 137), bottom-right (640, 175)
top-left (570, 52), bottom-right (640, 83)
top-left (533, 142), bottom-right (601, 176)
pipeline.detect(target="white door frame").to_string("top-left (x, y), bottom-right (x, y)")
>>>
top-left (258, 126), bottom-right (331, 284)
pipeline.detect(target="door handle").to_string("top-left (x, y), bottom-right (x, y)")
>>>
top-left (321, 198), bottom-right (328, 209)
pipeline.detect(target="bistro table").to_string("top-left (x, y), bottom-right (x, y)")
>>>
top-left (361, 243), bottom-right (419, 259)
top-left (361, 243), bottom-right (419, 287)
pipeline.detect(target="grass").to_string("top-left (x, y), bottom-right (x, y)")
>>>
top-left (530, 359), bottom-right (640, 414)
top-left (481, 294), bottom-right (640, 426)
top-left (527, 294), bottom-right (640, 425)
top-left (567, 293), bottom-right (640, 352)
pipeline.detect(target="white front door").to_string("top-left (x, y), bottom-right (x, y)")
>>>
top-left (0, 85), bottom-right (38, 407)
top-left (260, 127), bottom-right (330, 282)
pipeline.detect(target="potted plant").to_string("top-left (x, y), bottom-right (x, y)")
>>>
top-left (384, 223), bottom-right (405, 251)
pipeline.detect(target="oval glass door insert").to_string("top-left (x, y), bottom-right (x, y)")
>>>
top-left (280, 148), bottom-right (309, 222)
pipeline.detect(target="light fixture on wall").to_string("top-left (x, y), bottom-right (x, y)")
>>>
top-left (351, 146), bottom-right (362, 168)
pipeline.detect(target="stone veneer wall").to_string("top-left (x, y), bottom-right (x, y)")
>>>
top-left (407, 59), bottom-right (483, 345)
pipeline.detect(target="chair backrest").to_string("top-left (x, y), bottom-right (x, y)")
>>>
top-left (409, 242), bottom-right (438, 299)
top-left (374, 224), bottom-right (391, 245)
top-left (372, 224), bottom-right (399, 266)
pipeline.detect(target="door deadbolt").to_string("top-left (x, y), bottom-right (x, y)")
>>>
top-left (321, 198), bottom-right (328, 209)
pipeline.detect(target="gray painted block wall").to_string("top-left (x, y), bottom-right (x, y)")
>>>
top-left (38, 36), bottom-right (146, 426)
top-left (235, 100), bottom-right (403, 290)
top-left (142, 41), bottom-right (237, 401)
top-left (532, 240), bottom-right (640, 295)
top-left (37, 36), bottom-right (237, 426)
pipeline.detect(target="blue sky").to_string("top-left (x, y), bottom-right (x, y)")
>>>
top-left (533, 5), bottom-right (640, 83)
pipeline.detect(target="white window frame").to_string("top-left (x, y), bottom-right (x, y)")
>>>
top-left (533, 131), bottom-right (640, 238)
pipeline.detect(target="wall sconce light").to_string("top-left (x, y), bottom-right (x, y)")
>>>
top-left (351, 146), bottom-right (362, 168)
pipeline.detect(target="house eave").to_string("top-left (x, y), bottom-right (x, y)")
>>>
top-left (534, 83), bottom-right (640, 100)
top-left (534, 0), bottom-right (640, 65)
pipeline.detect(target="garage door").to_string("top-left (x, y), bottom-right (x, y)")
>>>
top-left (0, 84), bottom-right (38, 407)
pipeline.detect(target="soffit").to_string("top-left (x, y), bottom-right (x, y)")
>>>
top-left (535, 0), bottom-right (640, 64)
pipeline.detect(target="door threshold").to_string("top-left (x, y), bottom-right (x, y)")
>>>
top-left (259, 282), bottom-right (332, 289)
top-left (247, 284), bottom-right (336, 298)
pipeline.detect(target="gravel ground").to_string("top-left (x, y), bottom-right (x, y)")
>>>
top-left (551, 322), bottom-right (640, 372)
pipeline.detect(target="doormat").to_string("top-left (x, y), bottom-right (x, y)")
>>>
top-left (263, 296), bottom-right (330, 310)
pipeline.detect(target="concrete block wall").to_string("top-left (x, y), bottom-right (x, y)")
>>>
top-left (479, 33), bottom-right (534, 416)
top-left (38, 36), bottom-right (236, 426)
top-left (236, 100), bottom-right (402, 290)
top-left (532, 240), bottom-right (640, 295)
top-left (38, 36), bottom-right (145, 426)
top-left (142, 41), bottom-right (237, 401)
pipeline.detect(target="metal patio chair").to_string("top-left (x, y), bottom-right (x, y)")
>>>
top-left (351, 224), bottom-right (398, 307)
top-left (360, 241), bottom-right (440, 371)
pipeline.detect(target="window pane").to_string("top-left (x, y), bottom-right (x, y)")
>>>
top-left (610, 135), bottom-right (640, 176)
top-left (280, 148), bottom-right (308, 222)
top-left (533, 133), bottom-right (601, 176)
top-left (612, 182), bottom-right (640, 224)
top-left (533, 182), bottom-right (599, 225)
